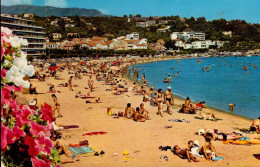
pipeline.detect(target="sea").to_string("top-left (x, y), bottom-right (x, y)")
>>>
top-left (130, 56), bottom-right (260, 119)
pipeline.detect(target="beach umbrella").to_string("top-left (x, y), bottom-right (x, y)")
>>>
top-left (49, 66), bottom-right (59, 71)
top-left (50, 63), bottom-right (56, 66)
top-left (111, 61), bottom-right (116, 65)
top-left (80, 61), bottom-right (86, 65)
top-left (100, 65), bottom-right (106, 68)
top-left (110, 66), bottom-right (120, 71)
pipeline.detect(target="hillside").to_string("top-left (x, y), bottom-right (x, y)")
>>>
top-left (1, 5), bottom-right (104, 17)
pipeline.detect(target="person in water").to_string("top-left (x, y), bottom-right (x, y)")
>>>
top-left (174, 72), bottom-right (179, 78)
top-left (168, 75), bottom-right (172, 83)
top-left (228, 103), bottom-right (235, 111)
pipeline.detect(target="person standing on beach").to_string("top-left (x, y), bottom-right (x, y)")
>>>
top-left (52, 94), bottom-right (62, 118)
top-left (155, 89), bottom-right (164, 117)
top-left (68, 76), bottom-right (73, 91)
top-left (164, 87), bottom-right (173, 115)
top-left (88, 75), bottom-right (94, 92)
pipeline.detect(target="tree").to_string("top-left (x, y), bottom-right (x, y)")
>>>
top-left (164, 40), bottom-right (176, 50)
top-left (135, 14), bottom-right (141, 17)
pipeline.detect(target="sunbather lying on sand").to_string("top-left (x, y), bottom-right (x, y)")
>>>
top-left (198, 112), bottom-right (216, 121)
top-left (172, 145), bottom-right (199, 162)
top-left (85, 97), bottom-right (101, 103)
top-left (75, 91), bottom-right (95, 98)
top-left (51, 131), bottom-right (80, 164)
top-left (198, 129), bottom-right (243, 140)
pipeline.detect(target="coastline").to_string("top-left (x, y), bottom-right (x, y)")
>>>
top-left (127, 57), bottom-right (254, 121)
top-left (20, 57), bottom-right (259, 167)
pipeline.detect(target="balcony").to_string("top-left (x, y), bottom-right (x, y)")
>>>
top-left (21, 47), bottom-right (46, 50)
top-left (17, 35), bottom-right (45, 40)
top-left (13, 29), bottom-right (45, 34)
top-left (1, 21), bottom-right (44, 29)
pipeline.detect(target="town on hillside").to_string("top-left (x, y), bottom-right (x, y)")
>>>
top-left (1, 13), bottom-right (260, 58)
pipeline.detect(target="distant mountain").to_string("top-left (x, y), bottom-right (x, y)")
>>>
top-left (1, 5), bottom-right (105, 17)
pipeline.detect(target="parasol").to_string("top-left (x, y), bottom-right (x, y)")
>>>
top-left (49, 66), bottom-right (59, 71)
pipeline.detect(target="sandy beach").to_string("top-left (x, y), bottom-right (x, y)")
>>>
top-left (19, 57), bottom-right (259, 167)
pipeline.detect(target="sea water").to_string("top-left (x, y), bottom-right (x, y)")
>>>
top-left (131, 56), bottom-right (260, 119)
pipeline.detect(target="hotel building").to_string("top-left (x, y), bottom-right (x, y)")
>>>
top-left (1, 14), bottom-right (46, 57)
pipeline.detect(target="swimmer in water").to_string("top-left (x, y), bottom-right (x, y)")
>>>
top-left (168, 75), bottom-right (172, 83)
top-left (228, 103), bottom-right (235, 111)
top-left (174, 72), bottom-right (179, 78)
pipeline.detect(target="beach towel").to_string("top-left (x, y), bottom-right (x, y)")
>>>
top-left (239, 137), bottom-right (250, 141)
top-left (69, 146), bottom-right (94, 155)
top-left (253, 154), bottom-right (260, 160)
top-left (168, 119), bottom-right (190, 123)
top-left (233, 128), bottom-right (258, 134)
top-left (223, 140), bottom-right (260, 145)
top-left (80, 96), bottom-right (95, 99)
top-left (82, 131), bottom-right (107, 136)
top-left (212, 157), bottom-right (224, 161)
top-left (194, 116), bottom-right (223, 121)
top-left (69, 144), bottom-right (88, 148)
top-left (62, 125), bottom-right (79, 129)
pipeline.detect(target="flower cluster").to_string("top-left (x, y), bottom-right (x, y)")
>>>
top-left (1, 27), bottom-right (61, 167)
top-left (1, 27), bottom-right (34, 88)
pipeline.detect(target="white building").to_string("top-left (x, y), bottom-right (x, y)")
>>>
top-left (157, 26), bottom-right (171, 33)
top-left (222, 31), bottom-right (232, 37)
top-left (171, 31), bottom-right (205, 42)
top-left (126, 32), bottom-right (139, 40)
top-left (175, 40), bottom-right (225, 49)
top-left (51, 20), bottom-right (58, 26)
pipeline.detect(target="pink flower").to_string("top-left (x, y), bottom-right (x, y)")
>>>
top-left (29, 121), bottom-right (45, 136)
top-left (6, 126), bottom-right (26, 145)
top-left (31, 156), bottom-right (51, 167)
top-left (1, 123), bottom-right (8, 149)
top-left (24, 136), bottom-right (41, 156)
top-left (55, 165), bottom-right (63, 167)
top-left (4, 84), bottom-right (23, 92)
top-left (1, 87), bottom-right (11, 100)
top-left (36, 132), bottom-right (53, 155)
top-left (41, 103), bottom-right (54, 123)
top-left (15, 105), bottom-right (33, 127)
top-left (1, 68), bottom-right (6, 78)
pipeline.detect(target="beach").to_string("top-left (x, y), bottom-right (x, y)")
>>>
top-left (19, 57), bottom-right (259, 167)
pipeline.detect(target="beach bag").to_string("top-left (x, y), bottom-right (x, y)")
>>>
top-left (79, 140), bottom-right (89, 146)
top-left (107, 107), bottom-right (112, 116)
top-left (118, 112), bottom-right (124, 117)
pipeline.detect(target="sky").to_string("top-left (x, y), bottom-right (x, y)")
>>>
top-left (2, 0), bottom-right (260, 23)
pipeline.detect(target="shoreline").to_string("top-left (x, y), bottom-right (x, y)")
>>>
top-left (23, 56), bottom-right (259, 167)
top-left (127, 57), bottom-right (254, 121)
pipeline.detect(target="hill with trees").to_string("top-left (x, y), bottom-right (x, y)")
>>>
top-left (1, 5), bottom-right (105, 17)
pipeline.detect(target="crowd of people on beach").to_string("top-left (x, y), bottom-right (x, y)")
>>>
top-left (24, 56), bottom-right (260, 165)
